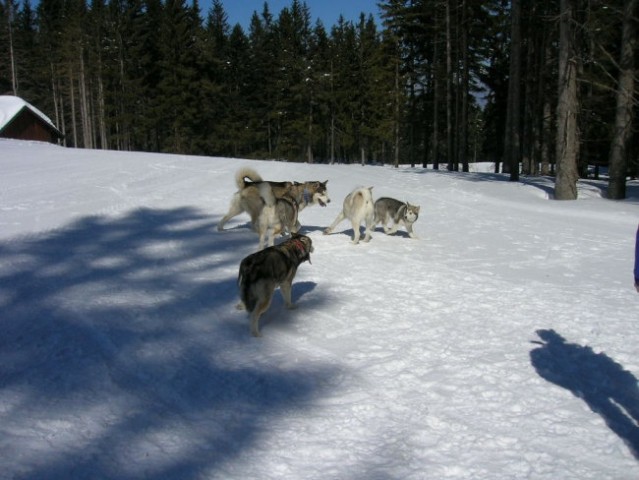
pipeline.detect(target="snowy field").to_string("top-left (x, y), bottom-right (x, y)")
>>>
top-left (1, 139), bottom-right (638, 480)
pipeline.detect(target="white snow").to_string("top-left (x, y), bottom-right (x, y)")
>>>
top-left (1, 138), bottom-right (638, 480)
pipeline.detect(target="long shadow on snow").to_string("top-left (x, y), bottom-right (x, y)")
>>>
top-left (530, 329), bottom-right (639, 459)
top-left (0, 206), bottom-right (335, 480)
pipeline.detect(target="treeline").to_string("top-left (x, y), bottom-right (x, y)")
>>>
top-left (1, 0), bottom-right (637, 197)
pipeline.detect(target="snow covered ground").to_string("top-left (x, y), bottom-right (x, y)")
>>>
top-left (1, 139), bottom-right (638, 480)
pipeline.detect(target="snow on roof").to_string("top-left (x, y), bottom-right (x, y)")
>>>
top-left (0, 95), bottom-right (58, 132)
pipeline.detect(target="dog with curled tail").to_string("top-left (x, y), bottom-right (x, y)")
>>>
top-left (323, 186), bottom-right (375, 244)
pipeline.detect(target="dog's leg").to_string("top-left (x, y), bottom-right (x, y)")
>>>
top-left (250, 295), bottom-right (272, 337)
top-left (267, 226), bottom-right (275, 247)
top-left (380, 214), bottom-right (392, 234)
top-left (406, 223), bottom-right (417, 239)
top-left (386, 221), bottom-right (399, 235)
top-left (250, 311), bottom-right (263, 337)
top-left (362, 215), bottom-right (374, 242)
top-left (257, 221), bottom-right (268, 250)
top-left (324, 211), bottom-right (345, 235)
top-left (351, 220), bottom-right (362, 244)
top-left (217, 194), bottom-right (243, 231)
top-left (280, 280), bottom-right (297, 310)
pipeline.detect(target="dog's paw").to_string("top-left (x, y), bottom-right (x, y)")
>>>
top-left (323, 228), bottom-right (332, 235)
top-left (236, 302), bottom-right (246, 311)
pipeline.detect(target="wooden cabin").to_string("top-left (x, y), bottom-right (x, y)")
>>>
top-left (0, 95), bottom-right (63, 144)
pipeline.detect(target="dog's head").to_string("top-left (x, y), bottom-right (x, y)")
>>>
top-left (296, 180), bottom-right (330, 207)
top-left (289, 233), bottom-right (314, 264)
top-left (404, 203), bottom-right (420, 223)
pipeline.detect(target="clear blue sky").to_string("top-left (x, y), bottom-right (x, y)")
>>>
top-left (203, 1), bottom-right (381, 30)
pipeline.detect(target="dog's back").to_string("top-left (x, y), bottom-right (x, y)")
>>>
top-left (238, 249), bottom-right (293, 312)
top-left (345, 187), bottom-right (374, 224)
top-left (374, 197), bottom-right (404, 222)
top-left (256, 183), bottom-right (300, 249)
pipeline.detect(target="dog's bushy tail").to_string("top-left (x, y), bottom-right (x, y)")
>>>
top-left (258, 181), bottom-right (276, 207)
top-left (238, 259), bottom-right (258, 313)
top-left (235, 167), bottom-right (263, 189)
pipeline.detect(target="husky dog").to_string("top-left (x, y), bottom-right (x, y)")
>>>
top-left (374, 197), bottom-right (420, 238)
top-left (324, 186), bottom-right (375, 244)
top-left (237, 233), bottom-right (314, 337)
top-left (256, 182), bottom-right (300, 250)
top-left (217, 167), bottom-right (330, 231)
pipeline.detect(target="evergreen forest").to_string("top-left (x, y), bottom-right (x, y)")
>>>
top-left (1, 0), bottom-right (637, 198)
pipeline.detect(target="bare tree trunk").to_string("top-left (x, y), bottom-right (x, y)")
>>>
top-left (97, 72), bottom-right (107, 149)
top-left (6, 0), bottom-right (18, 95)
top-left (430, 30), bottom-right (440, 170)
top-left (540, 34), bottom-right (553, 176)
top-left (79, 49), bottom-right (93, 149)
top-left (307, 97), bottom-right (313, 163)
top-left (329, 59), bottom-right (335, 164)
top-left (445, 0), bottom-right (453, 171)
top-left (554, 0), bottom-right (580, 200)
top-left (608, 0), bottom-right (637, 200)
top-left (541, 98), bottom-right (552, 175)
top-left (504, 0), bottom-right (521, 180)
top-left (69, 67), bottom-right (79, 148)
top-left (394, 49), bottom-right (400, 168)
top-left (460, 0), bottom-right (469, 173)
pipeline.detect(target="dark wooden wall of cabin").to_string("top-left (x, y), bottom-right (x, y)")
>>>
top-left (0, 110), bottom-right (59, 143)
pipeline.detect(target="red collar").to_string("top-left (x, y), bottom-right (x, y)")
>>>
top-left (291, 239), bottom-right (307, 255)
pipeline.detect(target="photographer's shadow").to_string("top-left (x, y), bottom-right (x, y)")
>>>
top-left (530, 329), bottom-right (639, 458)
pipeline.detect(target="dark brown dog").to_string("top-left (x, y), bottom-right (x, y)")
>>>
top-left (237, 233), bottom-right (314, 337)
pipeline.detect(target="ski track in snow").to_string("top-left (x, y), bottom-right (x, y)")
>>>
top-left (1, 139), bottom-right (638, 479)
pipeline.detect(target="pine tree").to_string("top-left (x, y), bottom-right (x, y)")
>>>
top-left (157, 0), bottom-right (199, 153)
top-left (244, 7), bottom-right (276, 157)
top-left (607, 0), bottom-right (637, 199)
top-left (555, 0), bottom-right (580, 200)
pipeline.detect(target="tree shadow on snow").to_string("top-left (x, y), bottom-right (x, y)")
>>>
top-left (0, 206), bottom-right (335, 480)
top-left (256, 281), bottom-right (318, 331)
top-left (530, 329), bottom-right (639, 458)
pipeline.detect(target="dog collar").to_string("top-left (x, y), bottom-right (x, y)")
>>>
top-left (291, 238), bottom-right (311, 263)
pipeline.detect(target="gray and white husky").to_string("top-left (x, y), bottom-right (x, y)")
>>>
top-left (324, 186), bottom-right (375, 244)
top-left (374, 197), bottom-right (420, 238)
